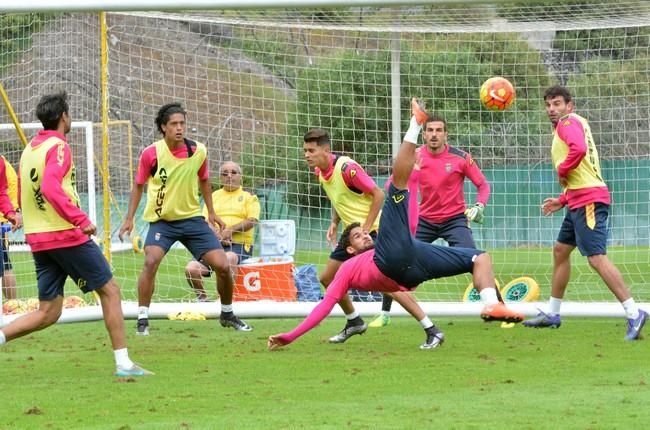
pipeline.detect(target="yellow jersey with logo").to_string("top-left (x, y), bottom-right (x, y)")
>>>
top-left (319, 155), bottom-right (380, 230)
top-left (203, 187), bottom-right (260, 246)
top-left (551, 113), bottom-right (606, 190)
top-left (20, 137), bottom-right (80, 234)
top-left (143, 139), bottom-right (206, 222)
top-left (0, 156), bottom-right (18, 223)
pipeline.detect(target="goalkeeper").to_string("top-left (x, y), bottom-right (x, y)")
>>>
top-left (370, 113), bottom-right (491, 328)
top-left (268, 99), bottom-right (523, 350)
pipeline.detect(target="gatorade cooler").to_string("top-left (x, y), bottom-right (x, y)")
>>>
top-left (233, 220), bottom-right (297, 301)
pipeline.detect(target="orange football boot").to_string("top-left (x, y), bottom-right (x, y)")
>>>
top-left (411, 97), bottom-right (428, 125)
top-left (480, 302), bottom-right (524, 323)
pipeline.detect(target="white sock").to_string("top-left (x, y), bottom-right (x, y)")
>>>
top-left (221, 304), bottom-right (233, 313)
top-left (137, 306), bottom-right (149, 320)
top-left (114, 348), bottom-right (134, 369)
top-left (0, 330), bottom-right (6, 345)
top-left (403, 116), bottom-right (422, 144)
top-left (479, 288), bottom-right (499, 305)
top-left (345, 311), bottom-right (359, 320)
top-left (381, 311), bottom-right (390, 317)
top-left (621, 298), bottom-right (639, 319)
top-left (419, 317), bottom-right (433, 330)
top-left (548, 297), bottom-right (562, 315)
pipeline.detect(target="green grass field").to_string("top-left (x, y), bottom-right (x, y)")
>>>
top-left (1, 317), bottom-right (649, 429)
top-left (3, 243), bottom-right (649, 428)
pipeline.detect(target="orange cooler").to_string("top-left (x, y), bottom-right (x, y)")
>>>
top-left (234, 256), bottom-right (296, 301)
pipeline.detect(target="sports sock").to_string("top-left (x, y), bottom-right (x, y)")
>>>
top-left (137, 306), bottom-right (149, 320)
top-left (345, 311), bottom-right (359, 321)
top-left (114, 348), bottom-right (135, 369)
top-left (221, 304), bottom-right (233, 313)
top-left (479, 288), bottom-right (499, 305)
top-left (0, 330), bottom-right (6, 345)
top-left (621, 298), bottom-right (639, 319)
top-left (404, 116), bottom-right (422, 143)
top-left (548, 297), bottom-right (562, 315)
top-left (419, 317), bottom-right (433, 330)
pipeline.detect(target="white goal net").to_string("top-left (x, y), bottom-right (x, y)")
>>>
top-left (1, 1), bottom-right (649, 321)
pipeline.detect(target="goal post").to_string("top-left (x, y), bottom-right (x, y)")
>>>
top-left (1, 1), bottom-right (649, 324)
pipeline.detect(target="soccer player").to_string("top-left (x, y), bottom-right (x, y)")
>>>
top-left (184, 161), bottom-right (260, 301)
top-left (0, 155), bottom-right (19, 300)
top-left (0, 91), bottom-right (151, 376)
top-left (370, 114), bottom-right (491, 328)
top-left (267, 99), bottom-right (524, 350)
top-left (523, 85), bottom-right (647, 340)
top-left (119, 103), bottom-right (251, 335)
top-left (304, 128), bottom-right (433, 346)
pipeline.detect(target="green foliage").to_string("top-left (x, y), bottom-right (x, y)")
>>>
top-left (556, 27), bottom-right (650, 60)
top-left (276, 33), bottom-right (553, 206)
top-left (567, 53), bottom-right (650, 157)
top-left (0, 13), bottom-right (50, 72)
top-left (234, 23), bottom-right (645, 207)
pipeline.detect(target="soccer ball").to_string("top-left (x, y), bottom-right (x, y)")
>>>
top-left (480, 77), bottom-right (515, 111)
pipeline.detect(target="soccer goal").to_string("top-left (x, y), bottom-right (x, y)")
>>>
top-left (1, 1), bottom-right (649, 324)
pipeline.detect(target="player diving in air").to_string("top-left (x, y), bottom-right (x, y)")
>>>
top-left (268, 99), bottom-right (524, 350)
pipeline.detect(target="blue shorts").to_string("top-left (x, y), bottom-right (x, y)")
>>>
top-left (33, 240), bottom-right (113, 301)
top-left (145, 216), bottom-right (221, 260)
top-left (557, 203), bottom-right (609, 257)
top-left (197, 242), bottom-right (253, 276)
top-left (330, 230), bottom-right (378, 262)
top-left (373, 184), bottom-right (483, 288)
top-left (416, 214), bottom-right (476, 248)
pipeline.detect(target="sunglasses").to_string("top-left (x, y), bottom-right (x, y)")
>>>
top-left (220, 170), bottom-right (240, 176)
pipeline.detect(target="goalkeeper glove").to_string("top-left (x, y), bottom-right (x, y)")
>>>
top-left (464, 203), bottom-right (485, 224)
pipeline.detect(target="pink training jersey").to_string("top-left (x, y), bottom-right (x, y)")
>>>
top-left (418, 145), bottom-right (490, 223)
top-left (20, 131), bottom-right (93, 252)
top-left (277, 250), bottom-right (409, 344)
top-left (314, 154), bottom-right (377, 194)
top-left (135, 141), bottom-right (209, 185)
top-left (554, 116), bottom-right (610, 209)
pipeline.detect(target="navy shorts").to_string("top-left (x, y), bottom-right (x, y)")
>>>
top-left (33, 240), bottom-right (113, 301)
top-left (373, 184), bottom-right (483, 288)
top-left (557, 203), bottom-right (609, 256)
top-left (145, 216), bottom-right (221, 260)
top-left (416, 213), bottom-right (476, 248)
top-left (330, 230), bottom-right (378, 262)
top-left (196, 242), bottom-right (253, 277)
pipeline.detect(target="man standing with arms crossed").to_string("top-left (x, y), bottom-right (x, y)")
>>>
top-left (370, 114), bottom-right (491, 327)
top-left (119, 103), bottom-right (250, 335)
top-left (523, 85), bottom-right (647, 340)
top-left (0, 91), bottom-right (150, 376)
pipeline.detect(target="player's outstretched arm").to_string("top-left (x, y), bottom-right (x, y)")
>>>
top-left (267, 287), bottom-right (346, 350)
top-left (267, 334), bottom-right (291, 350)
